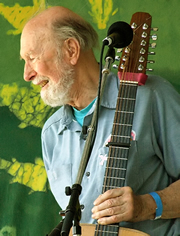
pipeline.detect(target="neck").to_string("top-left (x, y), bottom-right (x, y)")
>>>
top-left (68, 50), bottom-right (100, 110)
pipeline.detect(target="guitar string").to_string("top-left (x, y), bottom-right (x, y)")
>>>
top-left (95, 15), bottom-right (151, 236)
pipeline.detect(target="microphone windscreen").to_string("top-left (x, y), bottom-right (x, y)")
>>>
top-left (107, 21), bottom-right (133, 48)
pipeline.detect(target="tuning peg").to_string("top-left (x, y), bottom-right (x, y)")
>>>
top-left (148, 51), bottom-right (156, 55)
top-left (139, 56), bottom-right (145, 62)
top-left (124, 47), bottom-right (130, 53)
top-left (151, 34), bottom-right (158, 40)
top-left (117, 48), bottom-right (123, 53)
top-left (141, 40), bottom-right (147, 46)
top-left (138, 64), bottom-right (144, 71)
top-left (113, 64), bottom-right (118, 69)
top-left (142, 32), bottom-right (148, 38)
top-left (146, 68), bottom-right (154, 72)
top-left (149, 42), bottom-right (157, 48)
top-left (142, 23), bottom-right (149, 30)
top-left (151, 27), bottom-right (158, 32)
top-left (131, 22), bottom-right (137, 29)
top-left (147, 60), bottom-right (155, 64)
top-left (115, 55), bottom-right (121, 61)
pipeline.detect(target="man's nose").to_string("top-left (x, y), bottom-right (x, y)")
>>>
top-left (24, 62), bottom-right (37, 82)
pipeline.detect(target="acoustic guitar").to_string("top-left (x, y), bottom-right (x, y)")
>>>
top-left (70, 11), bottom-right (157, 236)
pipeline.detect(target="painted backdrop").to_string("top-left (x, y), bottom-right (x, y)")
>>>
top-left (0, 0), bottom-right (180, 235)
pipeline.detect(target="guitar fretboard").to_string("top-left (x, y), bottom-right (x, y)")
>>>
top-left (95, 81), bottom-right (138, 236)
top-left (103, 81), bottom-right (138, 192)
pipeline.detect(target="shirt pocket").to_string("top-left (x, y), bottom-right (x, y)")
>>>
top-left (47, 164), bottom-right (72, 210)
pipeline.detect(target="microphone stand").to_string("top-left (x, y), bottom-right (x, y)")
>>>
top-left (60, 184), bottom-right (82, 236)
top-left (47, 46), bottom-right (115, 236)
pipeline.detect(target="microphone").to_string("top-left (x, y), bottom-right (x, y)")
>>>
top-left (103, 21), bottom-right (133, 48)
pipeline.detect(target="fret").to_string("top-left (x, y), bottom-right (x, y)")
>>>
top-left (113, 113), bottom-right (134, 123)
top-left (116, 97), bottom-right (136, 104)
top-left (103, 184), bottom-right (125, 191)
top-left (106, 167), bottom-right (127, 171)
top-left (119, 80), bottom-right (138, 85)
top-left (104, 176), bottom-right (127, 181)
top-left (116, 110), bottom-right (134, 114)
top-left (118, 97), bottom-right (136, 101)
top-left (108, 146), bottom-right (129, 155)
top-left (103, 179), bottom-right (126, 188)
top-left (108, 156), bottom-right (128, 160)
top-left (120, 80), bottom-right (138, 85)
top-left (106, 162), bottom-right (128, 169)
top-left (118, 85), bottom-right (137, 97)
top-left (109, 146), bottom-right (129, 150)
top-left (110, 137), bottom-right (131, 144)
top-left (113, 123), bottom-right (132, 127)
top-left (112, 124), bottom-right (132, 131)
top-left (95, 224), bottom-right (119, 236)
top-left (105, 168), bottom-right (127, 175)
top-left (112, 135), bottom-right (131, 138)
top-left (105, 168), bottom-right (127, 179)
top-left (105, 162), bottom-right (128, 171)
top-left (115, 106), bottom-right (135, 113)
top-left (117, 95), bottom-right (136, 101)
top-left (115, 108), bottom-right (134, 113)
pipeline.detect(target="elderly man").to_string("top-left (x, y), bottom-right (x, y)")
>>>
top-left (20, 6), bottom-right (180, 236)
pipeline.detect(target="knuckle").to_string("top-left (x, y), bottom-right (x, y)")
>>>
top-left (107, 207), bottom-right (115, 215)
top-left (106, 189), bottom-right (114, 197)
top-left (107, 198), bottom-right (114, 207)
top-left (111, 215), bottom-right (119, 223)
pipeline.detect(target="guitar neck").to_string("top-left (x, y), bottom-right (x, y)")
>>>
top-left (103, 81), bottom-right (138, 192)
top-left (95, 12), bottom-right (155, 236)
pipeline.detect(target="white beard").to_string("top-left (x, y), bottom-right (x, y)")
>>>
top-left (37, 64), bottom-right (75, 107)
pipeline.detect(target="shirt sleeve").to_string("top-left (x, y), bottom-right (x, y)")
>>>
top-left (150, 76), bottom-right (180, 179)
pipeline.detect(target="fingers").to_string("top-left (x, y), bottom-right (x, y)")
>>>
top-left (92, 187), bottom-right (135, 224)
top-left (93, 188), bottom-right (124, 206)
top-left (92, 204), bottom-right (128, 224)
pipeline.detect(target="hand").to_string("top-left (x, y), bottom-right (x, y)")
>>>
top-left (91, 186), bottom-right (145, 225)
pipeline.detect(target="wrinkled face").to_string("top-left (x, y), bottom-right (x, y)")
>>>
top-left (20, 25), bottom-right (75, 107)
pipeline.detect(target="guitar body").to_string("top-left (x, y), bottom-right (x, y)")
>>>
top-left (70, 224), bottom-right (150, 236)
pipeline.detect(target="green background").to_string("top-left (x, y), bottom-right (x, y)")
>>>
top-left (0, 0), bottom-right (180, 235)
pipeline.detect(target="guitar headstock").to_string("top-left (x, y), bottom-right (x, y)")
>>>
top-left (117, 12), bottom-right (157, 79)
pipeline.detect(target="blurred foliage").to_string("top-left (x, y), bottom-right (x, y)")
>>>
top-left (0, 83), bottom-right (56, 128)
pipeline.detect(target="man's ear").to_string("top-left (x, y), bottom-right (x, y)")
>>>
top-left (63, 38), bottom-right (80, 65)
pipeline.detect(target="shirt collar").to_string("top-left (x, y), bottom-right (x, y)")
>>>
top-left (100, 72), bottom-right (119, 108)
top-left (57, 73), bottom-right (119, 134)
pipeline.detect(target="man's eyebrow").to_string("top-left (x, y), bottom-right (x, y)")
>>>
top-left (19, 52), bottom-right (31, 60)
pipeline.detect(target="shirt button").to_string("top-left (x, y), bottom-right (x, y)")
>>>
top-left (86, 172), bottom-right (90, 177)
top-left (80, 204), bottom-right (85, 210)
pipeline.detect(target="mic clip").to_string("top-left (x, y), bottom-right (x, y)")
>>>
top-left (82, 126), bottom-right (88, 140)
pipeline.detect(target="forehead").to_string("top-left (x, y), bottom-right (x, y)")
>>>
top-left (20, 24), bottom-right (53, 57)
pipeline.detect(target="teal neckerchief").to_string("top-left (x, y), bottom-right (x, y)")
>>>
top-left (73, 98), bottom-right (96, 126)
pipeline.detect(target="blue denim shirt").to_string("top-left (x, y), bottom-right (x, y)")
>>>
top-left (42, 73), bottom-right (180, 236)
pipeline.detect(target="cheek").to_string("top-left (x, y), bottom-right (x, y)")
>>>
top-left (36, 61), bottom-right (60, 82)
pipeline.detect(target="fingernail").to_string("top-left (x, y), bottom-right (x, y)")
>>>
top-left (97, 219), bottom-right (102, 224)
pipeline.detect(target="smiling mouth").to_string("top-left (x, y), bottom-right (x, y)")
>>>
top-left (40, 80), bottom-right (49, 88)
